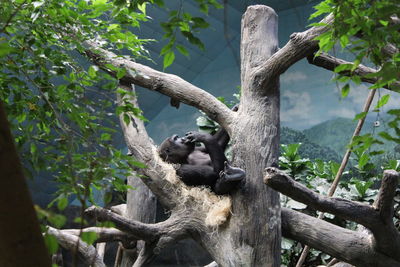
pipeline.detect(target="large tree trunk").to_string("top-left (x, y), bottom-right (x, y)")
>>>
top-left (119, 86), bottom-right (157, 267)
top-left (65, 3), bottom-right (399, 267)
top-left (204, 5), bottom-right (281, 266)
top-left (0, 101), bottom-right (51, 267)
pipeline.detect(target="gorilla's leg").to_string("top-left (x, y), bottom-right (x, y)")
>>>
top-left (213, 162), bottom-right (245, 195)
top-left (219, 162), bottom-right (245, 181)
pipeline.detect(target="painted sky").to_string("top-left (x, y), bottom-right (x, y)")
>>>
top-left (143, 1), bottom-right (399, 143)
top-left (280, 59), bottom-right (400, 129)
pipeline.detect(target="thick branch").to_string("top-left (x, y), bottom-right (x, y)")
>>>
top-left (117, 84), bottom-right (185, 209)
top-left (264, 167), bottom-right (380, 229)
top-left (85, 206), bottom-right (205, 266)
top-left (84, 41), bottom-right (234, 132)
top-left (85, 206), bottom-right (159, 241)
top-left (282, 208), bottom-right (400, 267)
top-left (132, 242), bottom-right (157, 267)
top-left (47, 227), bottom-right (105, 267)
top-left (371, 170), bottom-right (400, 258)
top-left (61, 227), bottom-right (133, 243)
top-left (374, 170), bottom-right (399, 222)
top-left (254, 14), bottom-right (333, 86)
top-left (266, 168), bottom-right (400, 262)
top-left (307, 53), bottom-right (400, 92)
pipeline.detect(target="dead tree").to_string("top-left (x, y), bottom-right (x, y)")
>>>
top-left (50, 5), bottom-right (400, 266)
top-left (265, 168), bottom-right (400, 267)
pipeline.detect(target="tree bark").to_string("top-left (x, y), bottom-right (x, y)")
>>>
top-left (0, 101), bottom-right (51, 267)
top-left (222, 5), bottom-right (281, 266)
top-left (265, 168), bottom-right (400, 266)
top-left (73, 4), bottom-right (400, 267)
top-left (47, 227), bottom-right (106, 267)
top-left (119, 86), bottom-right (157, 266)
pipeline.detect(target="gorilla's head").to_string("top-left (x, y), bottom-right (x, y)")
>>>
top-left (158, 135), bottom-right (195, 164)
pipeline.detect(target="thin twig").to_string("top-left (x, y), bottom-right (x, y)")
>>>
top-left (295, 89), bottom-right (376, 267)
top-left (0, 0), bottom-right (27, 33)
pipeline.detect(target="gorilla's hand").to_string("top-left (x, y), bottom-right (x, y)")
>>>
top-left (219, 161), bottom-right (245, 181)
top-left (185, 131), bottom-right (210, 143)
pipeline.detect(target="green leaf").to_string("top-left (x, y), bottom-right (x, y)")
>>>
top-left (116, 68), bottom-right (126, 80)
top-left (88, 65), bottom-right (98, 78)
top-left (379, 131), bottom-right (394, 141)
top-left (334, 64), bottom-right (353, 73)
top-left (107, 24), bottom-right (120, 31)
top-left (341, 84), bottom-right (350, 98)
top-left (354, 111), bottom-right (367, 121)
top-left (129, 160), bottom-right (147, 168)
top-left (123, 113), bottom-right (131, 125)
top-left (48, 214), bottom-right (66, 228)
top-left (375, 94), bottom-right (390, 109)
top-left (44, 234), bottom-right (59, 254)
top-left (192, 17), bottom-right (209, 29)
top-left (0, 42), bottom-right (15, 57)
top-left (379, 20), bottom-right (388, 26)
top-left (30, 143), bottom-right (37, 154)
top-left (199, 3), bottom-right (209, 14)
top-left (358, 153), bottom-right (369, 169)
top-left (339, 34), bottom-right (349, 48)
top-left (101, 133), bottom-right (111, 141)
top-left (81, 232), bottom-right (98, 245)
top-left (138, 2), bottom-right (146, 14)
top-left (57, 197), bottom-right (68, 211)
top-left (92, 0), bottom-right (107, 7)
top-left (176, 45), bottom-right (189, 58)
top-left (163, 51), bottom-right (175, 69)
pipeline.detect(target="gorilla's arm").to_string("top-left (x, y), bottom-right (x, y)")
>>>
top-left (213, 128), bottom-right (230, 150)
top-left (212, 104), bottom-right (238, 149)
top-left (185, 132), bottom-right (227, 174)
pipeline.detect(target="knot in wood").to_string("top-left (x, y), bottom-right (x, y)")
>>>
top-left (152, 78), bottom-right (163, 91)
top-left (289, 32), bottom-right (303, 44)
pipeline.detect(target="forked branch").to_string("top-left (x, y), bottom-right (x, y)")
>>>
top-left (254, 14), bottom-right (333, 86)
top-left (85, 206), bottom-right (205, 266)
top-left (264, 167), bottom-right (379, 228)
top-left (264, 167), bottom-right (400, 265)
top-left (62, 227), bottom-right (133, 243)
top-left (307, 53), bottom-right (400, 92)
top-left (83, 41), bottom-right (234, 132)
top-left (281, 208), bottom-right (400, 267)
top-left (47, 227), bottom-right (106, 267)
top-left (85, 206), bottom-right (159, 241)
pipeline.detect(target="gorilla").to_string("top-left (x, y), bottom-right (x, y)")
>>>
top-left (158, 127), bottom-right (245, 195)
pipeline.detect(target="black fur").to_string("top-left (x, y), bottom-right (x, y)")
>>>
top-left (158, 127), bottom-right (245, 195)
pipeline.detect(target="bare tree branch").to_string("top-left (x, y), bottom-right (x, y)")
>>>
top-left (132, 242), bottom-right (157, 267)
top-left (96, 243), bottom-right (106, 261)
top-left (110, 204), bottom-right (127, 217)
top-left (371, 170), bottom-right (400, 259)
top-left (282, 208), bottom-right (400, 267)
top-left (47, 227), bottom-right (106, 267)
top-left (373, 170), bottom-right (399, 221)
top-left (85, 205), bottom-right (209, 266)
top-left (83, 41), bottom-right (235, 133)
top-left (204, 261), bottom-right (218, 267)
top-left (266, 168), bottom-right (400, 264)
top-left (61, 227), bottom-right (133, 243)
top-left (264, 167), bottom-right (380, 229)
top-left (253, 14), bottom-right (333, 87)
top-left (85, 206), bottom-right (159, 241)
top-left (307, 53), bottom-right (400, 92)
top-left (116, 84), bottom-right (186, 209)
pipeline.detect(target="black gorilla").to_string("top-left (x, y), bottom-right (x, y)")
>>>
top-left (158, 127), bottom-right (245, 195)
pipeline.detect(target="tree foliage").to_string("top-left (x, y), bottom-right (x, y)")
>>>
top-left (1, 0), bottom-right (400, 265)
top-left (0, 0), bottom-right (219, 212)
